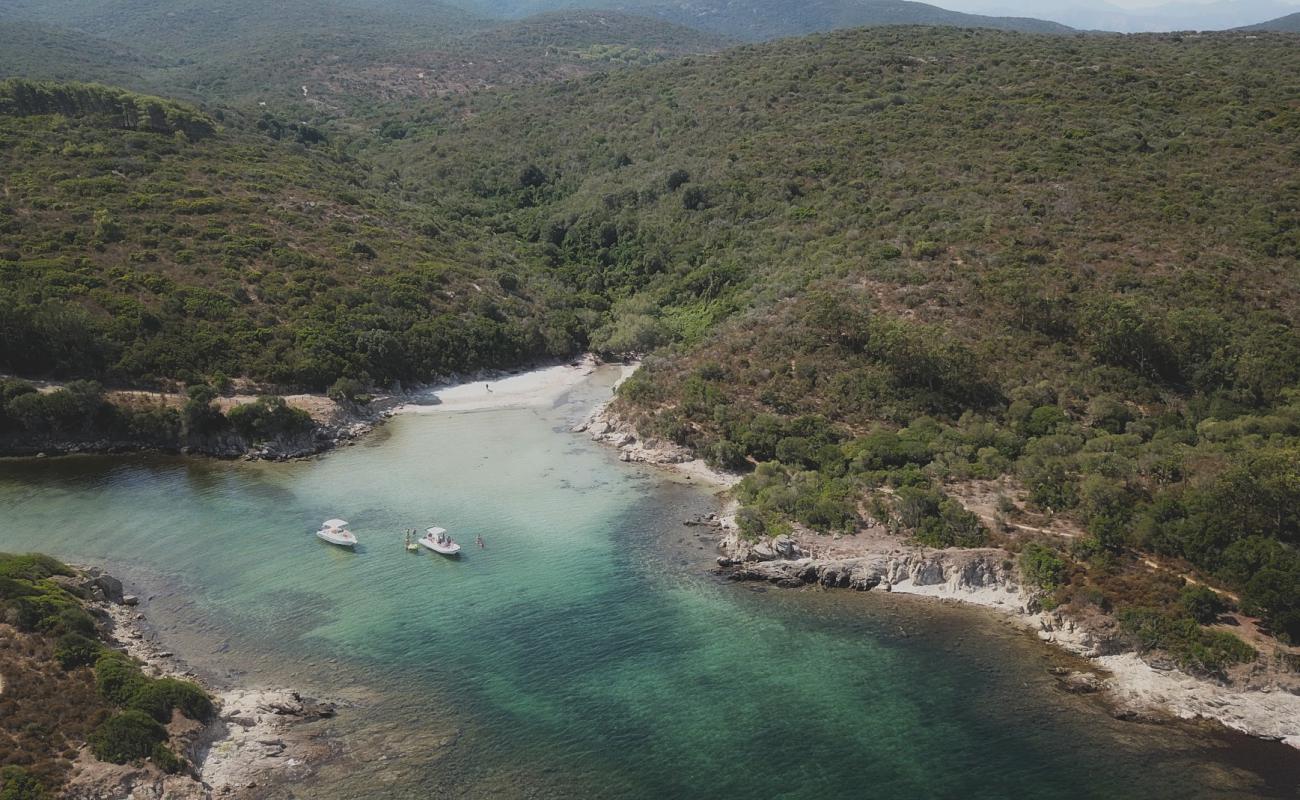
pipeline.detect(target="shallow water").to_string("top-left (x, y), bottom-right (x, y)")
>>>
top-left (1, 367), bottom-right (1297, 799)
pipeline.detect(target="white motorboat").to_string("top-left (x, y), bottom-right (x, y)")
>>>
top-left (316, 518), bottom-right (357, 548)
top-left (419, 526), bottom-right (461, 556)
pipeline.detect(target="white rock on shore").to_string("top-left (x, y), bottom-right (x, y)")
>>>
top-left (583, 397), bottom-right (742, 489)
top-left (573, 363), bottom-right (1300, 753)
top-left (715, 529), bottom-right (1300, 751)
top-left (65, 589), bottom-right (335, 799)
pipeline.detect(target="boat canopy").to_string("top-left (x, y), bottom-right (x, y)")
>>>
top-left (323, 518), bottom-right (349, 528)
top-left (426, 527), bottom-right (447, 536)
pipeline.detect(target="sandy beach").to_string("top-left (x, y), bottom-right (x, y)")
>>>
top-left (397, 356), bottom-right (614, 415)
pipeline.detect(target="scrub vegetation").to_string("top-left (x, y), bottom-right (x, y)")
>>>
top-left (0, 553), bottom-right (210, 794)
top-left (0, 9), bottom-right (1297, 679)
top-left (409, 27), bottom-right (1298, 654)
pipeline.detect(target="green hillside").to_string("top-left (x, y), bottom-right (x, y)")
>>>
top-left (0, 78), bottom-right (580, 388)
top-left (0, 20), bottom-right (164, 89)
top-left (448, 0), bottom-right (1074, 39)
top-left (0, 0), bottom-right (489, 109)
top-left (2, 23), bottom-right (1300, 649)
top-left (381, 26), bottom-right (1300, 644)
top-left (0, 4), bottom-right (726, 114)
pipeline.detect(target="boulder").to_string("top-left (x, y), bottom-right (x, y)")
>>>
top-left (772, 535), bottom-right (799, 559)
top-left (93, 574), bottom-right (125, 603)
top-left (1059, 672), bottom-right (1102, 694)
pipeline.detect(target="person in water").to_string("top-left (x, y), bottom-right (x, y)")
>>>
top-left (476, 534), bottom-right (485, 549)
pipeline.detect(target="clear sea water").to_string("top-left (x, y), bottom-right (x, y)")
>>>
top-left (1, 367), bottom-right (1296, 799)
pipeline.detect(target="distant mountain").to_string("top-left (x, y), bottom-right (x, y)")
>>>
top-left (0, 0), bottom-right (488, 56)
top-left (947, 0), bottom-right (1300, 32)
top-left (449, 0), bottom-right (1074, 39)
top-left (1239, 10), bottom-right (1300, 28)
top-left (0, 2), bottom-right (730, 111)
top-left (0, 19), bottom-right (164, 88)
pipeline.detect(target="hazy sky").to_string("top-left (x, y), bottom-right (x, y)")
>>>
top-left (933, 0), bottom-right (1300, 29)
top-left (938, 0), bottom-right (1300, 11)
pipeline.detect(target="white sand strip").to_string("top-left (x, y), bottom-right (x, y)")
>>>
top-left (398, 356), bottom-right (599, 414)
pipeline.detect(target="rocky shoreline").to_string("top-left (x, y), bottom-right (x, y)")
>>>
top-left (0, 418), bottom-right (384, 463)
top-left (712, 523), bottom-right (1300, 749)
top-left (581, 392), bottom-right (1300, 752)
top-left (577, 393), bottom-right (741, 489)
top-left (65, 567), bottom-right (338, 799)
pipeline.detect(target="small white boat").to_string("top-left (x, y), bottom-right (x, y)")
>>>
top-left (316, 518), bottom-right (357, 548)
top-left (419, 526), bottom-right (461, 556)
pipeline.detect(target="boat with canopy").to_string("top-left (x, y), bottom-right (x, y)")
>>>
top-left (316, 518), bottom-right (358, 548)
top-left (419, 526), bottom-right (461, 556)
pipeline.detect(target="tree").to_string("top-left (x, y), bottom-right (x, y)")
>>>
top-left (682, 186), bottom-right (708, 210)
top-left (1083, 298), bottom-right (1171, 379)
top-left (1020, 542), bottom-right (1068, 590)
top-left (327, 377), bottom-right (369, 408)
top-left (0, 766), bottom-right (47, 800)
top-left (1179, 585), bottom-right (1228, 624)
top-left (182, 384), bottom-right (226, 438)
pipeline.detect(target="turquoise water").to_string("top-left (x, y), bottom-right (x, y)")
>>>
top-left (0, 368), bottom-right (1296, 799)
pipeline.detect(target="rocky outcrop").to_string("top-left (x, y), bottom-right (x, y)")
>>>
top-left (63, 571), bottom-right (336, 799)
top-left (578, 405), bottom-right (742, 487)
top-left (711, 527), bottom-right (1300, 749)
top-left (715, 530), bottom-right (1132, 660)
top-left (578, 412), bottom-right (692, 466)
top-left (722, 541), bottom-right (1024, 603)
top-left (52, 566), bottom-right (125, 604)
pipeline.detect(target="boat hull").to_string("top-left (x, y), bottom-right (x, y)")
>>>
top-left (418, 538), bottom-right (461, 556)
top-left (316, 530), bottom-right (357, 548)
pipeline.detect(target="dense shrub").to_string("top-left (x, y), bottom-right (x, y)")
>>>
top-left (1020, 542), bottom-right (1067, 591)
top-left (1119, 608), bottom-right (1255, 675)
top-left (88, 711), bottom-right (167, 764)
top-left (54, 632), bottom-right (102, 670)
top-left (1178, 585), bottom-right (1228, 625)
top-left (129, 678), bottom-right (213, 723)
top-left (226, 396), bottom-right (313, 442)
top-left (150, 743), bottom-right (186, 775)
top-left (0, 767), bottom-right (47, 800)
top-left (94, 653), bottom-right (149, 705)
top-left (897, 486), bottom-right (988, 548)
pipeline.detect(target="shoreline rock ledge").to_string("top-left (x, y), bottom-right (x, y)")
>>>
top-left (60, 568), bottom-right (339, 799)
top-left (711, 528), bottom-right (1300, 749)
